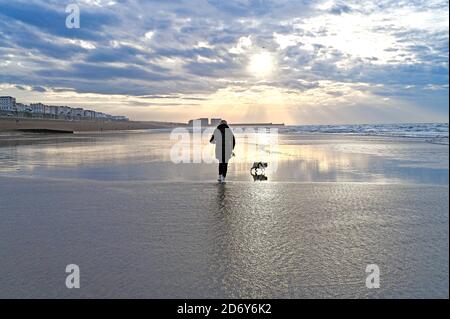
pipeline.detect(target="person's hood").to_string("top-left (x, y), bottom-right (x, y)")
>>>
top-left (217, 123), bottom-right (229, 129)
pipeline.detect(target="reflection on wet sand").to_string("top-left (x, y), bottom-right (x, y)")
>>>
top-left (204, 180), bottom-right (448, 298)
top-left (210, 183), bottom-right (293, 298)
top-left (0, 131), bottom-right (447, 185)
top-left (0, 131), bottom-right (448, 298)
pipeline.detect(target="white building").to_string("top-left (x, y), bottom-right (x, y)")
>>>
top-left (57, 106), bottom-right (71, 116)
top-left (188, 118), bottom-right (209, 126)
top-left (0, 96), bottom-right (16, 112)
top-left (47, 105), bottom-right (58, 116)
top-left (4, 96), bottom-right (129, 121)
top-left (211, 118), bottom-right (222, 126)
top-left (71, 108), bottom-right (84, 117)
top-left (84, 110), bottom-right (95, 119)
top-left (15, 103), bottom-right (30, 112)
top-left (96, 112), bottom-right (107, 120)
top-left (30, 103), bottom-right (46, 114)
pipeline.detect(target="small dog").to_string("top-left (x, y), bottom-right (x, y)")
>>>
top-left (250, 162), bottom-right (268, 176)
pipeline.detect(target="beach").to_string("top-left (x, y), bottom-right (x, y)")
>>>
top-left (0, 127), bottom-right (448, 298)
top-left (0, 117), bottom-right (183, 132)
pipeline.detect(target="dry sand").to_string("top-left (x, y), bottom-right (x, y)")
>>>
top-left (0, 117), bottom-right (183, 132)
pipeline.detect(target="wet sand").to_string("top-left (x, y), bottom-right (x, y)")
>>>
top-left (0, 131), bottom-right (448, 298)
top-left (0, 177), bottom-right (448, 298)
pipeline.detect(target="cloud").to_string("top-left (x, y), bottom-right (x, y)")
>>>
top-left (0, 0), bottom-right (116, 40)
top-left (329, 4), bottom-right (353, 15)
top-left (31, 86), bottom-right (48, 92)
top-left (0, 0), bottom-right (448, 123)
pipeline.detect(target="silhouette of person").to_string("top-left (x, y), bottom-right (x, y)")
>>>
top-left (210, 120), bottom-right (235, 184)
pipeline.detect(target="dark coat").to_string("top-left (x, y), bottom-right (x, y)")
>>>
top-left (209, 123), bottom-right (236, 163)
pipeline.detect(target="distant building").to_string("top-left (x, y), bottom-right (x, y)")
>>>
top-left (84, 110), bottom-right (96, 119)
top-left (47, 105), bottom-right (58, 116)
top-left (58, 106), bottom-right (71, 116)
top-left (188, 118), bottom-right (209, 126)
top-left (0, 96), bottom-right (16, 112)
top-left (15, 103), bottom-right (29, 112)
top-left (4, 96), bottom-right (128, 121)
top-left (71, 108), bottom-right (84, 117)
top-left (96, 112), bottom-right (107, 120)
top-left (210, 118), bottom-right (222, 126)
top-left (112, 115), bottom-right (129, 121)
top-left (30, 103), bottom-right (46, 114)
top-left (199, 118), bottom-right (209, 126)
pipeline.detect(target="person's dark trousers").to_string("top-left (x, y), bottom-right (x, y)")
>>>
top-left (219, 163), bottom-right (228, 177)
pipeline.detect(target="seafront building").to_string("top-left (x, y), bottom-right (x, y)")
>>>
top-left (0, 96), bottom-right (16, 111)
top-left (16, 103), bottom-right (28, 112)
top-left (30, 103), bottom-right (46, 114)
top-left (71, 108), bottom-right (84, 118)
top-left (187, 117), bottom-right (285, 127)
top-left (58, 106), bottom-right (71, 117)
top-left (199, 118), bottom-right (209, 126)
top-left (188, 118), bottom-right (210, 126)
top-left (0, 96), bottom-right (129, 121)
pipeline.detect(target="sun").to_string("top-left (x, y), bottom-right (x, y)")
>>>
top-left (248, 52), bottom-right (274, 78)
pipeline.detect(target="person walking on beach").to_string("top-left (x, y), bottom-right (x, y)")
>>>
top-left (210, 120), bottom-right (235, 184)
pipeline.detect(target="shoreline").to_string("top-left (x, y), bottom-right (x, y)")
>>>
top-left (0, 117), bottom-right (287, 133)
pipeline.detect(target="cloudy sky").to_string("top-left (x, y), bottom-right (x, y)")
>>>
top-left (0, 0), bottom-right (448, 124)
